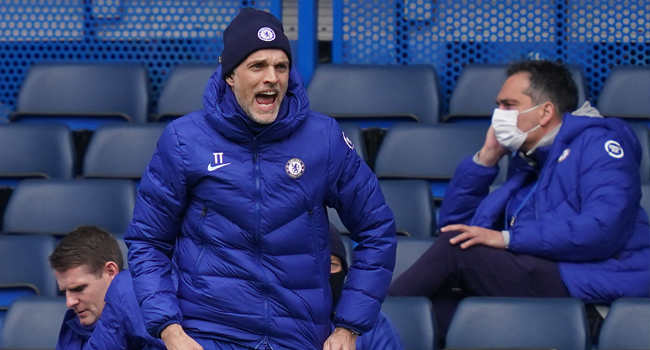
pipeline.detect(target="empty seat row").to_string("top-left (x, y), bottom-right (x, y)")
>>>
top-left (1, 295), bottom-right (647, 350)
top-left (8, 62), bottom-right (649, 129)
top-left (308, 64), bottom-right (650, 125)
top-left (0, 123), bottom-right (164, 181)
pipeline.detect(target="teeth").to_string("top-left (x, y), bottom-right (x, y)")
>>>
top-left (259, 91), bottom-right (276, 95)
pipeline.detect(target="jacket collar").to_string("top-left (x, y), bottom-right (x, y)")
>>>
top-left (64, 309), bottom-right (95, 340)
top-left (202, 65), bottom-right (310, 145)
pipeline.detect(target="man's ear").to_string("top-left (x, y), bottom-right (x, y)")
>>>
top-left (540, 102), bottom-right (557, 126)
top-left (103, 261), bottom-right (119, 279)
top-left (225, 71), bottom-right (235, 87)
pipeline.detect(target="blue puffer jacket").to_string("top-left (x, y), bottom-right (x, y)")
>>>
top-left (440, 112), bottom-right (650, 303)
top-left (85, 270), bottom-right (165, 350)
top-left (56, 309), bottom-right (95, 350)
top-left (125, 66), bottom-right (396, 350)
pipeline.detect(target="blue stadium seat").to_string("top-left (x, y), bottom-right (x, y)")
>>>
top-left (445, 65), bottom-right (507, 122)
top-left (156, 64), bottom-right (218, 122)
top-left (327, 207), bottom-right (348, 234)
top-left (12, 62), bottom-right (149, 128)
top-left (0, 296), bottom-right (67, 350)
top-left (392, 236), bottom-right (436, 282)
top-left (0, 235), bottom-right (58, 297)
top-left (382, 296), bottom-right (437, 350)
top-left (445, 64), bottom-right (588, 122)
top-left (380, 180), bottom-right (436, 237)
top-left (83, 124), bottom-right (166, 179)
top-left (113, 234), bottom-right (130, 270)
top-left (339, 234), bottom-right (354, 269)
top-left (629, 123), bottom-right (650, 183)
top-left (3, 179), bottom-right (136, 235)
top-left (446, 297), bottom-right (590, 350)
top-left (598, 66), bottom-right (650, 119)
top-left (0, 124), bottom-right (74, 183)
top-left (598, 298), bottom-right (650, 350)
top-left (640, 184), bottom-right (650, 216)
top-left (569, 65), bottom-right (589, 108)
top-left (374, 123), bottom-right (507, 199)
top-left (0, 235), bottom-right (58, 336)
top-left (339, 122), bottom-right (367, 162)
top-left (307, 64), bottom-right (441, 126)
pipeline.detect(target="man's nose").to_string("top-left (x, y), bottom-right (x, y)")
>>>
top-left (66, 293), bottom-right (79, 308)
top-left (263, 67), bottom-right (279, 85)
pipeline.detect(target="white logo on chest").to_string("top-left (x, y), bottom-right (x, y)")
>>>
top-left (208, 152), bottom-right (231, 171)
top-left (285, 158), bottom-right (305, 178)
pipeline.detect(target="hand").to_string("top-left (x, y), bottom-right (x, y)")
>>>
top-left (441, 224), bottom-right (505, 250)
top-left (323, 327), bottom-right (358, 350)
top-left (161, 324), bottom-right (203, 350)
top-left (478, 126), bottom-right (509, 167)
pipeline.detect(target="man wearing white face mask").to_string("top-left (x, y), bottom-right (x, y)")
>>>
top-left (389, 60), bottom-right (649, 339)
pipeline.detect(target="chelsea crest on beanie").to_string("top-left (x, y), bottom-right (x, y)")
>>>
top-left (220, 7), bottom-right (292, 80)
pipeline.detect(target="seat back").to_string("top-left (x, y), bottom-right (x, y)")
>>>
top-left (156, 64), bottom-right (218, 121)
top-left (446, 64), bottom-right (587, 122)
top-left (446, 297), bottom-right (590, 350)
top-left (446, 65), bottom-right (507, 122)
top-left (3, 179), bottom-right (136, 235)
top-left (380, 180), bottom-right (436, 237)
top-left (0, 235), bottom-right (58, 298)
top-left (392, 236), bottom-right (436, 282)
top-left (382, 296), bottom-right (437, 350)
top-left (568, 65), bottom-right (589, 108)
top-left (641, 184), bottom-right (650, 216)
top-left (375, 123), bottom-right (507, 198)
top-left (307, 64), bottom-right (440, 124)
top-left (0, 296), bottom-right (67, 349)
top-left (598, 298), bottom-right (650, 350)
top-left (598, 66), bottom-right (650, 119)
top-left (83, 124), bottom-right (166, 179)
top-left (0, 124), bottom-right (74, 181)
top-left (14, 62), bottom-right (149, 126)
top-left (629, 123), bottom-right (650, 183)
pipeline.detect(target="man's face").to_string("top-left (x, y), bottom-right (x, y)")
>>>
top-left (54, 264), bottom-right (115, 326)
top-left (226, 49), bottom-right (290, 125)
top-left (331, 255), bottom-right (343, 274)
top-left (496, 72), bottom-right (546, 151)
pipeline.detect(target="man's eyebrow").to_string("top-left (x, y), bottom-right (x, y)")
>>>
top-left (497, 98), bottom-right (518, 105)
top-left (68, 284), bottom-right (88, 292)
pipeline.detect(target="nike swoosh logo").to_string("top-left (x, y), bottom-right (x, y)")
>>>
top-left (207, 163), bottom-right (231, 171)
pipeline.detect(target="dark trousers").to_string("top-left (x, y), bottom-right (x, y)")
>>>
top-left (388, 233), bottom-right (570, 342)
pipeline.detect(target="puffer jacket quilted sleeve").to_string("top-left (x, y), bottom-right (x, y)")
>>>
top-left (324, 119), bottom-right (397, 334)
top-left (125, 121), bottom-right (189, 337)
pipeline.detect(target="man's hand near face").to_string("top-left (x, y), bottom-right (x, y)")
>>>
top-left (478, 126), bottom-right (510, 167)
top-left (323, 327), bottom-right (357, 350)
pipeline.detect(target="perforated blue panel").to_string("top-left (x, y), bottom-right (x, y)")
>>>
top-left (0, 0), bottom-right (280, 119)
top-left (334, 0), bottom-right (650, 115)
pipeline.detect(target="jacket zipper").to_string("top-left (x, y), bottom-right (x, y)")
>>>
top-left (192, 205), bottom-right (208, 286)
top-left (308, 209), bottom-right (324, 285)
top-left (252, 138), bottom-right (271, 344)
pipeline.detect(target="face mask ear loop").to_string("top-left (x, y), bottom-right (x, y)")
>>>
top-left (518, 103), bottom-right (545, 116)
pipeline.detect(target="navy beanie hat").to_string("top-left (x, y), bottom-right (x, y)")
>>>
top-left (220, 7), bottom-right (292, 80)
top-left (329, 223), bottom-right (348, 273)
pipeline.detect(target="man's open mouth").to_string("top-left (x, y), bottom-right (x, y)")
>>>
top-left (255, 91), bottom-right (278, 108)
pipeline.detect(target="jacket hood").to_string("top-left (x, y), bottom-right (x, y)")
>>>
top-left (201, 65), bottom-right (310, 144)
